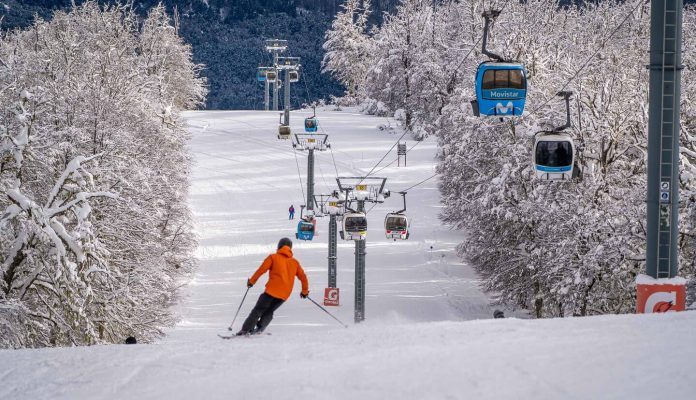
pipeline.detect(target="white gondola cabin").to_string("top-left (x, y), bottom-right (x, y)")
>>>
top-left (278, 125), bottom-right (291, 140)
top-left (534, 134), bottom-right (575, 181)
top-left (289, 70), bottom-right (299, 83)
top-left (341, 212), bottom-right (367, 241)
top-left (265, 69), bottom-right (277, 83)
top-left (384, 213), bottom-right (409, 240)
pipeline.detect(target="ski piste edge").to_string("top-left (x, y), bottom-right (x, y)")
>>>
top-left (218, 332), bottom-right (271, 340)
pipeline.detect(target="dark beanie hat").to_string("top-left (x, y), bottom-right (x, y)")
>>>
top-left (278, 237), bottom-right (293, 249)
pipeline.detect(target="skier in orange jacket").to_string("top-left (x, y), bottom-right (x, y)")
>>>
top-left (237, 237), bottom-right (309, 335)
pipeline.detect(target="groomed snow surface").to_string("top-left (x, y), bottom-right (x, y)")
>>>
top-left (1, 109), bottom-right (695, 399)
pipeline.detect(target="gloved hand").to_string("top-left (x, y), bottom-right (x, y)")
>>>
top-left (247, 279), bottom-right (253, 288)
top-left (300, 291), bottom-right (309, 299)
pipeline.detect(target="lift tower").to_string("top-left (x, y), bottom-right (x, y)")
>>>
top-left (264, 39), bottom-right (287, 111)
top-left (294, 133), bottom-right (329, 214)
top-left (315, 193), bottom-right (343, 291)
top-left (336, 177), bottom-right (389, 323)
top-left (639, 0), bottom-right (687, 312)
top-left (277, 57), bottom-right (301, 127)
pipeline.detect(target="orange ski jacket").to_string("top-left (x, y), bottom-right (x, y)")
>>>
top-left (249, 246), bottom-right (309, 301)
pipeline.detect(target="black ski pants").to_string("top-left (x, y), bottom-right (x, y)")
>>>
top-left (241, 292), bottom-right (285, 333)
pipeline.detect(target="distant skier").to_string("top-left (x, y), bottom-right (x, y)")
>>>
top-left (289, 205), bottom-right (295, 220)
top-left (237, 237), bottom-right (309, 335)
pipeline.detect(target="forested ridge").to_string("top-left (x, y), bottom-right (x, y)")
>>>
top-left (0, 1), bottom-right (399, 109)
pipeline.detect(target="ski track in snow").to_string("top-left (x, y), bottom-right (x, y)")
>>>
top-left (1, 109), bottom-right (695, 399)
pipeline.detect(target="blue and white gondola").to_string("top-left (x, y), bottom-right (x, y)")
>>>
top-left (304, 117), bottom-right (318, 132)
top-left (296, 219), bottom-right (315, 241)
top-left (473, 62), bottom-right (527, 117)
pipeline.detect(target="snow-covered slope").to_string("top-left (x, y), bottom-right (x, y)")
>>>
top-left (2, 312), bottom-right (695, 399)
top-left (167, 108), bottom-right (494, 345)
top-left (1, 109), bottom-right (694, 399)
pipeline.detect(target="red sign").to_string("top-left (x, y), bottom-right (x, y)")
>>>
top-left (324, 287), bottom-right (339, 306)
top-left (636, 279), bottom-right (686, 313)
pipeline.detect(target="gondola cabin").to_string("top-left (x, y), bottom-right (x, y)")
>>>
top-left (473, 62), bottom-right (527, 117)
top-left (296, 219), bottom-right (315, 241)
top-left (384, 213), bottom-right (409, 240)
top-left (257, 67), bottom-right (273, 82)
top-left (534, 134), bottom-right (575, 181)
top-left (265, 69), bottom-right (278, 83)
top-left (304, 117), bottom-right (318, 132)
top-left (278, 124), bottom-right (291, 140)
top-left (341, 212), bottom-right (367, 241)
top-left (289, 70), bottom-right (299, 83)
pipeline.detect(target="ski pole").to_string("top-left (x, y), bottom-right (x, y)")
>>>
top-left (228, 286), bottom-right (251, 331)
top-left (306, 296), bottom-right (348, 328)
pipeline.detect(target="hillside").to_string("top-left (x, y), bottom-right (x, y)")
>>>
top-left (1, 108), bottom-right (694, 399)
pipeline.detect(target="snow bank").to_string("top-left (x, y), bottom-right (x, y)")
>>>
top-left (1, 311), bottom-right (695, 399)
top-left (636, 274), bottom-right (688, 286)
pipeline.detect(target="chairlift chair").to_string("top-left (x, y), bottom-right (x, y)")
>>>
top-left (341, 212), bottom-right (367, 241)
top-left (471, 10), bottom-right (527, 118)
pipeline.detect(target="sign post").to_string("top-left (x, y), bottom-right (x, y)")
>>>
top-left (324, 287), bottom-right (340, 307)
top-left (397, 143), bottom-right (407, 167)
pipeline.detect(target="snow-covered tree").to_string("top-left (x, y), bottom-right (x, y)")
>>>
top-left (322, 0), bottom-right (374, 102)
top-left (330, 0), bottom-right (696, 316)
top-left (0, 1), bottom-right (206, 348)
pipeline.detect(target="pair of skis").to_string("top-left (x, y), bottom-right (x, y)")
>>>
top-left (218, 332), bottom-right (271, 340)
top-left (221, 287), bottom-right (348, 339)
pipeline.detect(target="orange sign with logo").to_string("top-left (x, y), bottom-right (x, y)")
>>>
top-left (324, 287), bottom-right (339, 306)
top-left (636, 278), bottom-right (686, 313)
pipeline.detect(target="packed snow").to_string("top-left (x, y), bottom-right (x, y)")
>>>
top-left (1, 109), bottom-right (695, 399)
